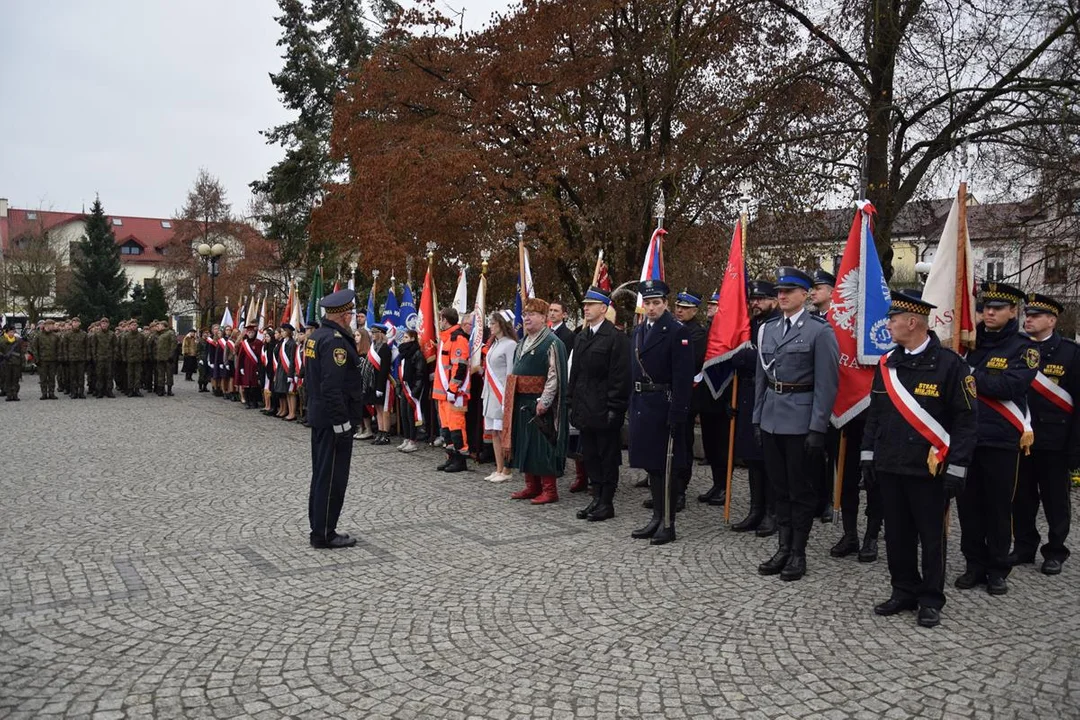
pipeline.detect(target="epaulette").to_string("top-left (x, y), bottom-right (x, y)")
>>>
top-left (808, 313), bottom-right (828, 324)
top-left (1061, 336), bottom-right (1077, 347)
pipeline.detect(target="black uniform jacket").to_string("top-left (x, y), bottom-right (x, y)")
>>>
top-left (628, 311), bottom-right (695, 470)
top-left (968, 319), bottom-right (1038, 449)
top-left (305, 318), bottom-right (365, 431)
top-left (862, 333), bottom-right (977, 478)
top-left (1027, 332), bottom-right (1080, 455)
top-left (568, 319), bottom-right (631, 431)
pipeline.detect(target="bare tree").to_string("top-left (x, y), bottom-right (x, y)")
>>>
top-left (0, 217), bottom-right (63, 323)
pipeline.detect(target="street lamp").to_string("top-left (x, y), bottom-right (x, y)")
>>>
top-left (197, 242), bottom-right (226, 325)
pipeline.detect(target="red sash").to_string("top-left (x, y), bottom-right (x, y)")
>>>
top-left (878, 354), bottom-right (950, 474)
top-left (979, 396), bottom-right (1034, 453)
top-left (1032, 371), bottom-right (1073, 413)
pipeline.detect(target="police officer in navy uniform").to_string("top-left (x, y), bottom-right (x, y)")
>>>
top-left (1011, 293), bottom-right (1079, 575)
top-left (730, 280), bottom-right (780, 534)
top-left (669, 288), bottom-right (706, 511)
top-left (305, 289), bottom-right (365, 549)
top-left (861, 291), bottom-right (977, 628)
top-left (753, 267), bottom-right (839, 580)
top-left (956, 282), bottom-right (1038, 594)
top-left (809, 268), bottom-right (837, 524)
top-left (696, 290), bottom-right (733, 506)
top-left (629, 280), bottom-right (695, 545)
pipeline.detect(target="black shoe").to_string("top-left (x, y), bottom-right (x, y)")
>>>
top-left (1041, 558), bottom-right (1064, 575)
top-left (730, 508), bottom-right (763, 533)
top-left (310, 533), bottom-right (358, 549)
top-left (373, 435), bottom-right (391, 446)
top-left (758, 547), bottom-right (790, 576)
top-left (633, 476), bottom-right (650, 488)
top-left (819, 506), bottom-right (833, 524)
top-left (830, 533), bottom-right (859, 558)
top-left (443, 453), bottom-right (467, 473)
top-left (858, 535), bottom-right (879, 563)
top-left (1007, 551), bottom-right (1036, 566)
top-left (874, 597), bottom-right (917, 616)
top-left (576, 493), bottom-right (600, 520)
top-left (955, 569), bottom-right (986, 590)
top-left (676, 494), bottom-right (686, 513)
top-left (698, 485), bottom-right (721, 503)
top-left (642, 497), bottom-right (653, 509)
top-left (650, 526), bottom-right (676, 545)
top-left (780, 554), bottom-right (806, 581)
top-left (917, 607), bottom-right (941, 628)
top-left (755, 513), bottom-right (778, 537)
top-left (586, 503), bottom-right (614, 522)
top-left (986, 577), bottom-right (1008, 595)
top-left (706, 492), bottom-right (727, 507)
top-left (166, 390), bottom-right (174, 396)
top-left (436, 453), bottom-right (454, 471)
top-left (631, 517), bottom-right (660, 540)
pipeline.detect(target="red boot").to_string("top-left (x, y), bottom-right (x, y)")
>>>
top-left (511, 474), bottom-right (542, 500)
top-left (569, 460), bottom-right (588, 493)
top-left (531, 476), bottom-right (560, 505)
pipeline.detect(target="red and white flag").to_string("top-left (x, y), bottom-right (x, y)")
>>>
top-left (923, 189), bottom-right (976, 350)
top-left (701, 220), bottom-right (751, 398)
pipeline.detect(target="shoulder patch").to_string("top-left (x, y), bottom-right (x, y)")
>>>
top-left (1024, 347), bottom-right (1040, 369)
top-left (333, 331), bottom-right (342, 338)
top-left (964, 375), bottom-right (977, 399)
top-left (333, 347), bottom-right (347, 366)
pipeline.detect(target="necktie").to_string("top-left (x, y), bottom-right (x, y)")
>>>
top-left (784, 318), bottom-right (792, 336)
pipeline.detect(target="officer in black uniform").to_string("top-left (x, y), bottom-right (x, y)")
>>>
top-left (697, 289), bottom-right (734, 507)
top-left (305, 289), bottom-right (366, 549)
top-left (809, 268), bottom-right (837, 524)
top-left (956, 282), bottom-right (1038, 595)
top-left (628, 280), bottom-right (695, 545)
top-left (669, 289), bottom-right (706, 511)
top-left (1011, 293), bottom-right (1079, 575)
top-left (729, 280), bottom-right (780, 534)
top-left (861, 291), bottom-right (977, 628)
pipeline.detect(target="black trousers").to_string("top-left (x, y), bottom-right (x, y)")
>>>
top-left (835, 419), bottom-right (882, 522)
top-left (699, 410), bottom-right (729, 488)
top-left (1014, 450), bottom-right (1071, 562)
top-left (675, 410), bottom-right (699, 488)
top-left (308, 426), bottom-right (354, 542)
top-left (878, 471), bottom-right (949, 609)
top-left (762, 432), bottom-right (817, 534)
top-left (957, 446), bottom-right (1019, 580)
top-left (580, 427), bottom-right (621, 489)
top-left (398, 395), bottom-right (418, 440)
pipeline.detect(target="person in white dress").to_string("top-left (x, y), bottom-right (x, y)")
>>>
top-left (483, 310), bottom-right (519, 482)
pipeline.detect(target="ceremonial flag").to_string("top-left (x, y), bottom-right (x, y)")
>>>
top-left (366, 285), bottom-right (377, 329)
top-left (347, 277), bottom-right (358, 331)
top-left (596, 261), bottom-right (612, 292)
top-left (333, 280), bottom-right (341, 293)
top-left (382, 286), bottom-right (401, 346)
top-left (635, 227), bottom-right (666, 314)
top-left (453, 266), bottom-right (469, 315)
top-left (290, 283), bottom-right (305, 332)
top-left (470, 273), bottom-right (486, 371)
top-left (246, 294), bottom-right (259, 328)
top-left (235, 295), bottom-right (246, 330)
top-left (280, 284), bottom-right (293, 326)
top-left (923, 188), bottom-right (976, 350)
top-left (306, 266), bottom-right (324, 327)
top-left (701, 220), bottom-right (751, 398)
top-left (828, 200), bottom-right (894, 427)
top-left (400, 283), bottom-right (417, 333)
top-left (417, 262), bottom-right (438, 363)
top-left (220, 298), bottom-right (233, 329)
top-left (512, 245), bottom-right (535, 339)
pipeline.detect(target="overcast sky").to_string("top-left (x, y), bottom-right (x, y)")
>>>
top-left (1, 0), bottom-right (510, 219)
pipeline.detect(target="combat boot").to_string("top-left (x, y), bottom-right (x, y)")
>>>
top-left (632, 475), bottom-right (663, 539)
top-left (758, 527), bottom-right (792, 575)
top-left (443, 451), bottom-right (467, 473)
top-left (576, 485), bottom-right (600, 520)
top-left (781, 530), bottom-right (809, 581)
top-left (587, 484), bottom-right (616, 522)
top-left (731, 470), bottom-right (765, 532)
top-left (830, 511), bottom-right (860, 558)
top-left (858, 516), bottom-right (882, 562)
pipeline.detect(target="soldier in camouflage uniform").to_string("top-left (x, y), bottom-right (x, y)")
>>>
top-left (1, 325), bottom-right (24, 401)
top-left (154, 320), bottom-right (178, 396)
top-left (123, 320), bottom-right (143, 397)
top-left (143, 324), bottom-right (157, 393)
top-left (56, 320), bottom-right (69, 395)
top-left (92, 318), bottom-right (117, 398)
top-left (31, 319), bottom-right (60, 400)
top-left (66, 317), bottom-right (89, 399)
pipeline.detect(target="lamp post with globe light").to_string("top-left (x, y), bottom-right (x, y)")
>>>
top-left (197, 243), bottom-right (226, 326)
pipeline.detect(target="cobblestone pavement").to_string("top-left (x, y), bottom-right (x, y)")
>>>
top-left (2, 381), bottom-right (1078, 720)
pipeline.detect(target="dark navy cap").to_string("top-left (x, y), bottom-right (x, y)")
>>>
top-left (980, 281), bottom-right (1024, 308)
top-left (1025, 293), bottom-right (1063, 316)
top-left (639, 279), bottom-right (670, 299)
top-left (583, 287), bottom-right (612, 306)
top-left (812, 268), bottom-right (836, 287)
top-left (320, 289), bottom-right (357, 313)
top-left (708, 290), bottom-right (720, 304)
top-left (675, 288), bottom-right (702, 307)
top-left (774, 267), bottom-right (813, 291)
top-left (748, 280), bottom-right (777, 299)
top-left (280, 322), bottom-right (295, 332)
top-left (370, 323), bottom-right (387, 334)
top-left (887, 290), bottom-right (936, 317)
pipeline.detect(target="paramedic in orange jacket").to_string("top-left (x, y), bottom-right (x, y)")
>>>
top-left (433, 307), bottom-right (472, 473)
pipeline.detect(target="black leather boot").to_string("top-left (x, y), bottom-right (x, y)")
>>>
top-left (731, 471), bottom-right (764, 532)
top-left (587, 484), bottom-right (616, 522)
top-left (758, 527), bottom-right (791, 575)
top-left (858, 516), bottom-right (882, 562)
top-left (781, 529), bottom-right (808, 581)
top-left (576, 486), bottom-right (600, 520)
top-left (830, 511), bottom-right (860, 558)
top-left (443, 451), bottom-right (467, 473)
top-left (631, 475), bottom-right (663, 539)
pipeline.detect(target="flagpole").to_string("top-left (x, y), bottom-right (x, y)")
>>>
top-left (833, 433), bottom-right (846, 513)
top-left (953, 181), bottom-right (968, 354)
top-left (516, 221), bottom-right (527, 305)
top-left (591, 249), bottom-right (603, 286)
top-left (724, 193), bottom-right (750, 523)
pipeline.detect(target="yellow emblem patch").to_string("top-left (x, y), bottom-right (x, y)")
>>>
top-left (333, 348), bottom-right (347, 366)
top-left (964, 375), bottom-right (977, 398)
top-left (986, 356), bottom-right (1009, 370)
top-left (1025, 348), bottom-right (1040, 370)
top-left (304, 338), bottom-right (316, 359)
top-left (1045, 364), bottom-right (1065, 377)
top-left (914, 383), bottom-right (940, 398)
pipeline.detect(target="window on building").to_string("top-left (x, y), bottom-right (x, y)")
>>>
top-left (160, 220), bottom-right (172, 229)
top-left (985, 251), bottom-right (1005, 282)
top-left (832, 255), bottom-right (843, 274)
top-left (26, 211), bottom-right (37, 221)
top-left (120, 240), bottom-right (143, 255)
top-left (1045, 245), bottom-right (1068, 284)
top-left (112, 217), bottom-right (123, 226)
top-left (144, 277), bottom-right (161, 290)
top-left (176, 281), bottom-right (194, 301)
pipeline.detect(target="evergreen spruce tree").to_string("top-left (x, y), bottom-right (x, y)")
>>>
top-left (67, 198), bottom-right (130, 321)
top-left (140, 282), bottom-right (170, 325)
top-left (125, 284), bottom-right (147, 320)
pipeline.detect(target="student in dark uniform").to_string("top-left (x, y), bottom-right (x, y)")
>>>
top-left (305, 289), bottom-right (366, 549)
top-left (628, 280), bottom-right (695, 545)
top-left (696, 289), bottom-right (732, 506)
top-left (671, 289), bottom-right (706, 511)
top-left (1011, 293), bottom-right (1079, 576)
top-left (753, 267), bottom-right (839, 581)
top-left (729, 280), bottom-right (780, 534)
top-left (861, 291), bottom-right (977, 628)
top-left (809, 268), bottom-right (837, 524)
top-left (956, 282), bottom-right (1038, 595)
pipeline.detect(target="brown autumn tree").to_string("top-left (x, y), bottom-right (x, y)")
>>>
top-left (314, 0), bottom-right (845, 309)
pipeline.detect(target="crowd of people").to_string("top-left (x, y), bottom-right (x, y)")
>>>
top-left (3, 268), bottom-right (1076, 630)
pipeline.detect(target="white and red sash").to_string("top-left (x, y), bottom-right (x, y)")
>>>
top-left (241, 339), bottom-right (259, 365)
top-left (294, 345), bottom-right (304, 390)
top-left (367, 346), bottom-right (382, 372)
top-left (436, 338), bottom-right (468, 408)
top-left (277, 343), bottom-right (293, 391)
top-left (400, 357), bottom-right (424, 425)
top-left (979, 396), bottom-right (1034, 453)
top-left (1032, 371), bottom-right (1074, 414)
top-left (484, 350), bottom-right (505, 406)
top-left (879, 354), bottom-right (950, 473)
